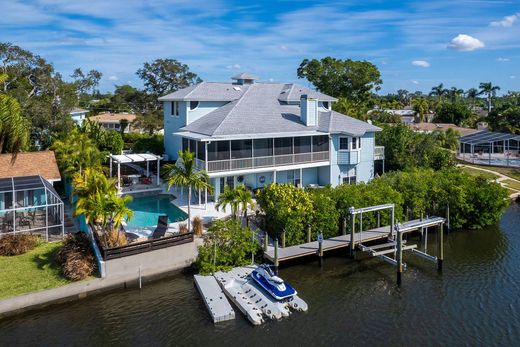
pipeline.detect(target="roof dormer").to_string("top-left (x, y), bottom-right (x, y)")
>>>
top-left (231, 72), bottom-right (258, 85)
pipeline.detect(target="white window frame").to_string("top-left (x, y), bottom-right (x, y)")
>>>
top-left (339, 137), bottom-right (349, 151)
top-left (342, 167), bottom-right (357, 185)
top-left (171, 101), bottom-right (180, 117)
top-left (351, 137), bottom-right (361, 151)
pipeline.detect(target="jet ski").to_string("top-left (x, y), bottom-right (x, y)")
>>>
top-left (251, 264), bottom-right (297, 300)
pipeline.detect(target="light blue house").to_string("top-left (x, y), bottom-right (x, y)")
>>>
top-left (159, 73), bottom-right (384, 201)
top-left (70, 107), bottom-right (88, 125)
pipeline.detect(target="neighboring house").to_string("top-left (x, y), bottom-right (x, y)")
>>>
top-left (0, 151), bottom-right (64, 239)
top-left (88, 112), bottom-right (137, 132)
top-left (69, 107), bottom-right (88, 125)
top-left (159, 73), bottom-right (384, 201)
top-left (409, 123), bottom-right (480, 137)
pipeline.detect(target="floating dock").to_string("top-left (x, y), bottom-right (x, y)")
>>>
top-left (194, 275), bottom-right (235, 323)
top-left (214, 266), bottom-right (308, 325)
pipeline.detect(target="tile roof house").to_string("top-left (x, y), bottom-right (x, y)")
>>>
top-left (88, 112), bottom-right (137, 133)
top-left (159, 73), bottom-right (385, 201)
top-left (0, 151), bottom-right (61, 182)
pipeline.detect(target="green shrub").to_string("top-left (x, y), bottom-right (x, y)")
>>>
top-left (256, 184), bottom-right (313, 246)
top-left (124, 133), bottom-right (164, 154)
top-left (0, 234), bottom-right (40, 256)
top-left (308, 188), bottom-right (339, 240)
top-left (57, 233), bottom-right (96, 281)
top-left (196, 219), bottom-right (258, 275)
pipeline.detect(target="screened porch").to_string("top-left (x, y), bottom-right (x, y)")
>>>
top-left (182, 135), bottom-right (330, 173)
top-left (0, 175), bottom-right (64, 241)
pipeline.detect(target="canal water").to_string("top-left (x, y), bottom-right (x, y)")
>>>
top-left (1, 203), bottom-right (519, 346)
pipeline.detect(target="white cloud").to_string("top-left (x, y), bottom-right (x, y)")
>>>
top-left (510, 75), bottom-right (516, 79)
top-left (108, 75), bottom-right (118, 81)
top-left (225, 64), bottom-right (241, 70)
top-left (447, 34), bottom-right (485, 51)
top-left (490, 13), bottom-right (519, 27)
top-left (411, 80), bottom-right (420, 85)
top-left (412, 60), bottom-right (430, 68)
top-left (496, 57), bottom-right (510, 62)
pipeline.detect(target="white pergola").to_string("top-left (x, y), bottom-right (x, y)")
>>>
top-left (109, 153), bottom-right (162, 190)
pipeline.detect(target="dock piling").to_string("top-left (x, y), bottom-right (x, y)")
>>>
top-left (318, 232), bottom-right (324, 267)
top-left (341, 217), bottom-right (346, 236)
top-left (396, 223), bottom-right (403, 286)
top-left (307, 224), bottom-right (311, 243)
top-left (274, 238), bottom-right (279, 275)
top-left (281, 231), bottom-right (286, 248)
top-left (437, 223), bottom-right (444, 271)
top-left (349, 207), bottom-right (356, 258)
top-left (263, 231), bottom-right (268, 251)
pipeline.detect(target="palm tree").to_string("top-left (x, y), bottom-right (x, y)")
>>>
top-left (412, 97), bottom-right (429, 122)
top-left (216, 185), bottom-right (240, 219)
top-left (429, 83), bottom-right (447, 103)
top-left (478, 82), bottom-right (500, 112)
top-left (448, 87), bottom-right (464, 102)
top-left (466, 88), bottom-right (479, 109)
top-left (163, 150), bottom-right (213, 232)
top-left (236, 185), bottom-right (255, 227)
top-left (109, 194), bottom-right (133, 240)
top-left (0, 75), bottom-right (30, 159)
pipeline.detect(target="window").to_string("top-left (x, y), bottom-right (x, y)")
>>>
top-left (216, 141), bottom-right (230, 160)
top-left (342, 168), bottom-right (357, 185)
top-left (312, 135), bottom-right (329, 152)
top-left (189, 139), bottom-right (196, 154)
top-left (339, 137), bottom-right (349, 150)
top-left (253, 138), bottom-right (273, 157)
top-left (189, 101), bottom-right (199, 110)
top-left (171, 101), bottom-right (180, 116)
top-left (294, 137), bottom-right (311, 154)
top-left (274, 137), bottom-right (293, 155)
top-left (351, 137), bottom-right (361, 150)
top-left (322, 101), bottom-right (329, 109)
top-left (182, 138), bottom-right (189, 152)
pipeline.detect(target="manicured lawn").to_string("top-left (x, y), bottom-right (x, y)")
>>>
top-left (461, 163), bottom-right (520, 181)
top-left (0, 241), bottom-right (71, 300)
top-left (502, 179), bottom-right (520, 191)
top-left (460, 166), bottom-right (500, 180)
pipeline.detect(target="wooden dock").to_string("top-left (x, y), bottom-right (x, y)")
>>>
top-left (263, 217), bottom-right (444, 263)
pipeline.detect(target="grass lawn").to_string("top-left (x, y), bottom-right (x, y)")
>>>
top-left (0, 241), bottom-right (71, 300)
top-left (460, 166), bottom-right (500, 180)
top-left (502, 179), bottom-right (520, 191)
top-left (460, 163), bottom-right (520, 181)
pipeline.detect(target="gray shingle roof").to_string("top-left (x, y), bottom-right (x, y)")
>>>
top-left (278, 83), bottom-right (337, 102)
top-left (158, 82), bottom-right (250, 101)
top-left (178, 83), bottom-right (379, 138)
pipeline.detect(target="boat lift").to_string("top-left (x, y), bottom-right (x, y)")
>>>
top-left (349, 204), bottom-right (445, 285)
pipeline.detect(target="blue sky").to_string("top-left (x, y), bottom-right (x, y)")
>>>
top-left (1, 0), bottom-right (519, 94)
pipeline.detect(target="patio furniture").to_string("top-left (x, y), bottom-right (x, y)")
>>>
top-left (139, 176), bottom-right (153, 185)
top-left (150, 215), bottom-right (169, 239)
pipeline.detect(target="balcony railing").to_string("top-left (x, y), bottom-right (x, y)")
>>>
top-left (374, 146), bottom-right (385, 160)
top-left (203, 151), bottom-right (329, 173)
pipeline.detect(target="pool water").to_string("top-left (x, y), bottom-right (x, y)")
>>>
top-left (125, 195), bottom-right (188, 228)
top-left (473, 158), bottom-right (520, 167)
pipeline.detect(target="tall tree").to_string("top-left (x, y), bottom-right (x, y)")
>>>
top-left (397, 89), bottom-right (410, 106)
top-left (163, 150), bottom-right (213, 232)
top-left (412, 97), bottom-right (429, 122)
top-left (0, 74), bottom-right (30, 158)
top-left (297, 57), bottom-right (382, 105)
top-left (448, 87), bottom-right (464, 102)
top-left (465, 88), bottom-right (479, 109)
top-left (216, 185), bottom-right (240, 219)
top-left (478, 82), bottom-right (500, 112)
top-left (429, 83), bottom-right (448, 103)
top-left (136, 58), bottom-right (201, 98)
top-left (71, 68), bottom-right (102, 96)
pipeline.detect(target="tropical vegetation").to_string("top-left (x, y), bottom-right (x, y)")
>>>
top-left (195, 219), bottom-right (258, 275)
top-left (256, 169), bottom-right (508, 247)
top-left (163, 150), bottom-right (213, 232)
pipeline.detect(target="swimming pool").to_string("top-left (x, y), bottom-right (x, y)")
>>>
top-left (125, 195), bottom-right (188, 229)
top-left (472, 158), bottom-right (520, 167)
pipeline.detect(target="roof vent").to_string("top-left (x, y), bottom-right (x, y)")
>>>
top-left (233, 86), bottom-right (241, 91)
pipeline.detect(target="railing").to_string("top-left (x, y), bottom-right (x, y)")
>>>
top-left (101, 232), bottom-right (194, 260)
top-left (374, 146), bottom-right (385, 160)
top-left (205, 151), bottom-right (330, 173)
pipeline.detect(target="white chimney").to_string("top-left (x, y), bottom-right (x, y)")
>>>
top-left (300, 94), bottom-right (318, 127)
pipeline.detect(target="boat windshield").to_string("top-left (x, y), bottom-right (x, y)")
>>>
top-left (265, 266), bottom-right (274, 277)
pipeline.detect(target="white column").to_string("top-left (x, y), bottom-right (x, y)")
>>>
top-left (205, 188), bottom-right (208, 210)
top-left (198, 189), bottom-right (201, 206)
top-left (109, 155), bottom-right (113, 178)
top-left (117, 162), bottom-right (121, 190)
top-left (146, 161), bottom-right (150, 177)
top-left (274, 170), bottom-right (277, 183)
top-left (300, 167), bottom-right (303, 187)
top-left (157, 158), bottom-right (161, 186)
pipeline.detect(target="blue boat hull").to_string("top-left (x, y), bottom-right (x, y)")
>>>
top-left (251, 270), bottom-right (297, 300)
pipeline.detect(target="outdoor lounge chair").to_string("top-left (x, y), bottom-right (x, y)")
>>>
top-left (150, 215), bottom-right (169, 239)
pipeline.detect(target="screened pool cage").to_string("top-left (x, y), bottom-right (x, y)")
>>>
top-left (458, 131), bottom-right (520, 167)
top-left (0, 175), bottom-right (64, 241)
